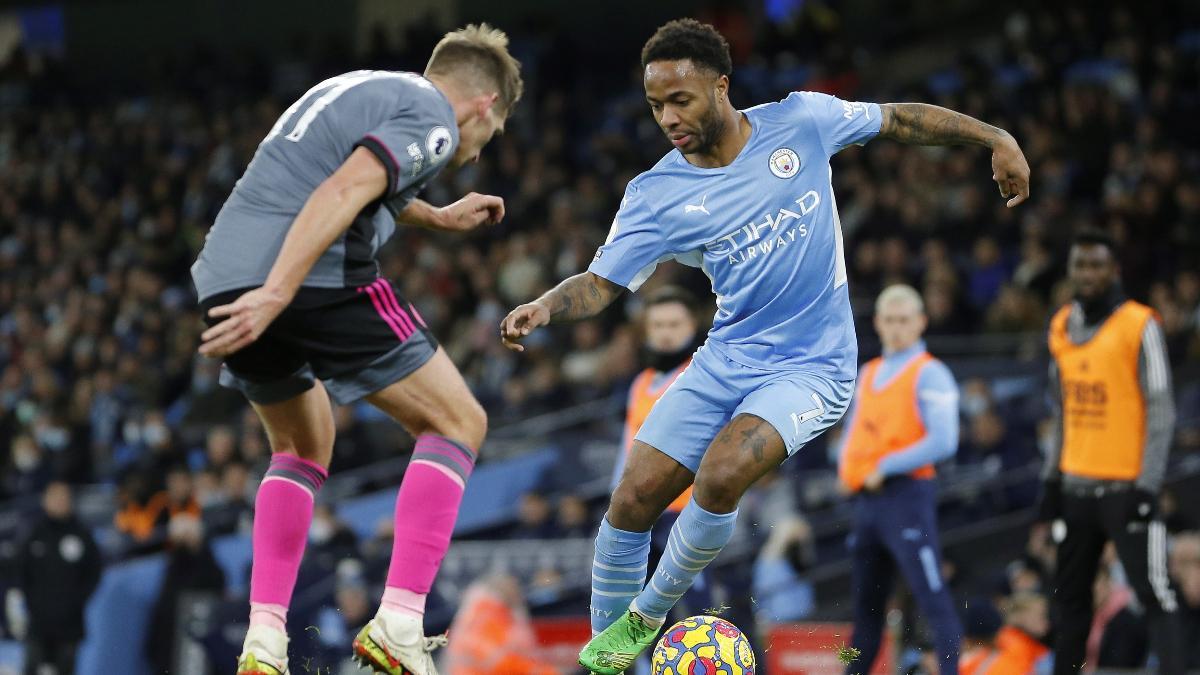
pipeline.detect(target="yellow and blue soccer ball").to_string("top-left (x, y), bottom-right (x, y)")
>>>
top-left (651, 614), bottom-right (756, 675)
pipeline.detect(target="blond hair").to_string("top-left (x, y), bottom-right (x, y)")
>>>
top-left (426, 23), bottom-right (523, 115)
top-left (875, 284), bottom-right (925, 315)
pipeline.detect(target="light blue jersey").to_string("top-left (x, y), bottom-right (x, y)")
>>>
top-left (589, 91), bottom-right (882, 379)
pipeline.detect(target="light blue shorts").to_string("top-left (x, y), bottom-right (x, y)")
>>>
top-left (634, 343), bottom-right (854, 473)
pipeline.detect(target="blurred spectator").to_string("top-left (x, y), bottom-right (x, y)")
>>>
top-left (1159, 489), bottom-right (1198, 534)
top-left (960, 593), bottom-right (1051, 674)
top-left (7, 482), bottom-right (100, 675)
top-left (312, 560), bottom-right (374, 673)
top-left (201, 461), bottom-right (253, 537)
top-left (304, 504), bottom-right (360, 573)
top-left (968, 237), bottom-right (1008, 310)
top-left (751, 516), bottom-right (816, 627)
top-left (202, 424), bottom-right (238, 473)
top-left (554, 495), bottom-right (591, 539)
top-left (1087, 560), bottom-right (1148, 671)
top-left (959, 599), bottom-right (1003, 674)
top-left (145, 514), bottom-right (226, 669)
top-left (1170, 532), bottom-right (1200, 670)
top-left (444, 574), bottom-right (557, 675)
top-left (3, 435), bottom-right (51, 500)
top-left (509, 492), bottom-right (558, 539)
top-left (960, 379), bottom-right (994, 421)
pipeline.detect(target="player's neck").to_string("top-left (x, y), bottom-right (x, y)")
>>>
top-left (424, 74), bottom-right (473, 125)
top-left (686, 110), bottom-right (751, 169)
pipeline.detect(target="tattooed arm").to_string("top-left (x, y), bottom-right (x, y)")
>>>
top-left (878, 103), bottom-right (1031, 207)
top-left (500, 272), bottom-right (624, 352)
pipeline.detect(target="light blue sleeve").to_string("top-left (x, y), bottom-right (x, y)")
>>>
top-left (587, 183), bottom-right (669, 292)
top-left (784, 91), bottom-right (882, 156)
top-left (876, 360), bottom-right (960, 476)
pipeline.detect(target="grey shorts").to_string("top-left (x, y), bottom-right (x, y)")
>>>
top-left (200, 279), bottom-right (438, 405)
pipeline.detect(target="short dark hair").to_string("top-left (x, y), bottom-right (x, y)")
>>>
top-left (644, 285), bottom-right (697, 313)
top-left (641, 19), bottom-right (732, 76)
top-left (1071, 228), bottom-right (1117, 255)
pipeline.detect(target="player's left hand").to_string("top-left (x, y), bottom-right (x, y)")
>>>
top-left (437, 192), bottom-right (505, 231)
top-left (991, 134), bottom-right (1031, 208)
top-left (864, 470), bottom-right (885, 492)
top-left (199, 286), bottom-right (290, 358)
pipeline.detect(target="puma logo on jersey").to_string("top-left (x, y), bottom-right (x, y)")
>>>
top-left (684, 194), bottom-right (710, 215)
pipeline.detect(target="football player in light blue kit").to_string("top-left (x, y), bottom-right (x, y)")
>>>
top-left (501, 19), bottom-right (1030, 673)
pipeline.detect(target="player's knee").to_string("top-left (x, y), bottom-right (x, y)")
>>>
top-left (608, 482), bottom-right (659, 531)
top-left (693, 465), bottom-right (750, 513)
top-left (427, 396), bottom-right (487, 450)
top-left (461, 398), bottom-right (487, 449)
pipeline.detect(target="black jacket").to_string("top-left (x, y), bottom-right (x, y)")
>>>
top-left (16, 514), bottom-right (102, 641)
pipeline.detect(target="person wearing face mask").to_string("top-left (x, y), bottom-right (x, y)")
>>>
top-left (8, 481), bottom-right (101, 675)
top-left (838, 284), bottom-right (963, 675)
top-left (1036, 229), bottom-right (1182, 674)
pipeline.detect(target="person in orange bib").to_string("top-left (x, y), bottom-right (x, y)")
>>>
top-left (598, 285), bottom-right (712, 643)
top-left (838, 284), bottom-right (963, 675)
top-left (1036, 229), bottom-right (1181, 674)
top-left (960, 593), bottom-right (1051, 675)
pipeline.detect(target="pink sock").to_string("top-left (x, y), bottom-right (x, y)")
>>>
top-left (249, 603), bottom-right (288, 632)
top-left (385, 435), bottom-right (477, 599)
top-left (381, 587), bottom-right (427, 619)
top-left (249, 453), bottom-right (328, 628)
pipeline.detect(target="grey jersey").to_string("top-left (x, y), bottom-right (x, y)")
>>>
top-left (191, 70), bottom-right (458, 300)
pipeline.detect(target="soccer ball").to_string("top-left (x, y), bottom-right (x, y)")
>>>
top-left (651, 615), bottom-right (756, 675)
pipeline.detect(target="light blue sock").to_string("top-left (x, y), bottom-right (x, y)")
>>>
top-left (591, 517), bottom-right (652, 635)
top-left (633, 498), bottom-right (737, 622)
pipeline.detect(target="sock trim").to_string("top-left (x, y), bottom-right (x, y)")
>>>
top-left (410, 459), bottom-right (466, 488)
top-left (259, 475), bottom-right (317, 498)
top-left (593, 560), bottom-right (648, 573)
top-left (594, 588), bottom-right (640, 598)
top-left (265, 454), bottom-right (328, 498)
top-left (410, 453), bottom-right (470, 484)
top-left (418, 434), bottom-right (477, 461)
top-left (676, 529), bottom-right (722, 556)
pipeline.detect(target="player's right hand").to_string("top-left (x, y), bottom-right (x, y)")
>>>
top-left (199, 286), bottom-right (290, 358)
top-left (500, 302), bottom-right (551, 352)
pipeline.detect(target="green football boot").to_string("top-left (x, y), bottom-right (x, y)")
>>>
top-left (236, 652), bottom-right (286, 675)
top-left (578, 609), bottom-right (661, 674)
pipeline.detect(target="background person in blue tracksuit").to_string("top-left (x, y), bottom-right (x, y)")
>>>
top-left (837, 284), bottom-right (963, 674)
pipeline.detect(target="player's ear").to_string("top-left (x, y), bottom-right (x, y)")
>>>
top-left (715, 74), bottom-right (729, 102)
top-left (476, 92), bottom-right (500, 120)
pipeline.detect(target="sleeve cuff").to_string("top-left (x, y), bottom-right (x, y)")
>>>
top-left (355, 135), bottom-right (398, 195)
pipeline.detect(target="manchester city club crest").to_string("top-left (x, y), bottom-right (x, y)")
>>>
top-left (769, 147), bottom-right (800, 178)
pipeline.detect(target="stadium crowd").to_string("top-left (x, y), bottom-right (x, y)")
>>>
top-left (1, 1), bottom-right (1199, 672)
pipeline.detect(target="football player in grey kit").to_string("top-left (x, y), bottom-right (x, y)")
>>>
top-left (191, 25), bottom-right (521, 675)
